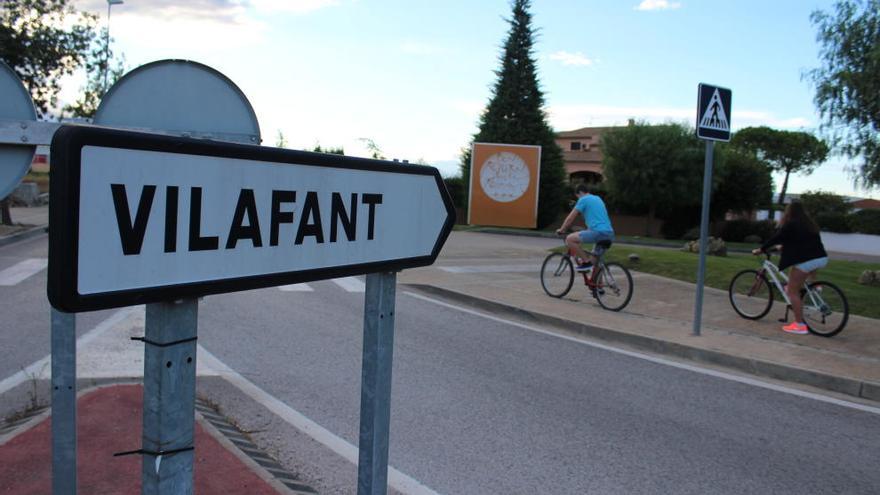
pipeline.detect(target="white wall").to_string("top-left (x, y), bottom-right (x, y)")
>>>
top-left (820, 232), bottom-right (880, 256)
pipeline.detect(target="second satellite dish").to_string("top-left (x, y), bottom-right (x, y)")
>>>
top-left (95, 59), bottom-right (261, 145)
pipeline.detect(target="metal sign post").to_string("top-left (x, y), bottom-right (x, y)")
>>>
top-left (88, 60), bottom-right (263, 495)
top-left (693, 83), bottom-right (732, 336)
top-left (50, 309), bottom-right (76, 495)
top-left (357, 272), bottom-right (397, 495)
top-left (139, 300), bottom-right (198, 494)
top-left (0, 61), bottom-right (78, 494)
top-left (692, 141), bottom-right (715, 336)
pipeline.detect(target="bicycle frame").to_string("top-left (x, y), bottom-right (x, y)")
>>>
top-left (757, 259), bottom-right (791, 306)
top-left (565, 245), bottom-right (606, 287)
top-left (755, 257), bottom-right (831, 318)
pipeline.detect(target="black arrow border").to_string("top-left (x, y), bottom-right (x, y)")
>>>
top-left (48, 125), bottom-right (456, 313)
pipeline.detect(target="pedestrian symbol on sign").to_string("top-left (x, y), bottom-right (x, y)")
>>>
top-left (699, 89), bottom-right (729, 131)
top-left (696, 83), bottom-right (732, 142)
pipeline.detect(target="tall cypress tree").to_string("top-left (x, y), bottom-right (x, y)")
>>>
top-left (461, 0), bottom-right (567, 228)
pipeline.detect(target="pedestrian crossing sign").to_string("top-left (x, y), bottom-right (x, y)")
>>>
top-left (696, 83), bottom-right (732, 141)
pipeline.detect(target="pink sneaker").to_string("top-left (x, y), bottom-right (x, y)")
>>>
top-left (782, 322), bottom-right (808, 334)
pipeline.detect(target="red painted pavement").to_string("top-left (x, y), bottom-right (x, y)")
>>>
top-left (0, 384), bottom-right (282, 494)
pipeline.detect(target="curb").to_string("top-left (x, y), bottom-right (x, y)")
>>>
top-left (404, 283), bottom-right (880, 403)
top-left (0, 224), bottom-right (48, 248)
top-left (469, 227), bottom-right (754, 253)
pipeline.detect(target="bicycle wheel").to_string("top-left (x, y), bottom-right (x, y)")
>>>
top-left (594, 262), bottom-right (633, 311)
top-left (728, 269), bottom-right (773, 319)
top-left (802, 281), bottom-right (849, 337)
top-left (541, 253), bottom-right (574, 298)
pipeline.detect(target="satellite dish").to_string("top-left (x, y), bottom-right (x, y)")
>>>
top-left (94, 59), bottom-right (261, 144)
top-left (0, 60), bottom-right (37, 200)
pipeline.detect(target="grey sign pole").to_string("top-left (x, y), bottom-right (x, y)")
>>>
top-left (692, 140), bottom-right (715, 336)
top-left (141, 300), bottom-right (198, 495)
top-left (87, 60), bottom-right (261, 494)
top-left (51, 309), bottom-right (76, 495)
top-left (357, 272), bottom-right (397, 495)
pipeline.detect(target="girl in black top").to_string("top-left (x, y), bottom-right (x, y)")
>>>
top-left (752, 202), bottom-right (828, 334)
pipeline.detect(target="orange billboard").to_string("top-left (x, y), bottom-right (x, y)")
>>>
top-left (468, 143), bottom-right (541, 228)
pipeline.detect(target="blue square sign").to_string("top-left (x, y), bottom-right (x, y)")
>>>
top-left (696, 83), bottom-right (732, 142)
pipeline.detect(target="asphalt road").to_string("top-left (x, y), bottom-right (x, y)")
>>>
top-left (2, 234), bottom-right (879, 493)
top-left (197, 278), bottom-right (880, 494)
top-left (0, 234), bottom-right (117, 381)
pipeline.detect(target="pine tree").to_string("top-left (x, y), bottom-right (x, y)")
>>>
top-left (460, 0), bottom-right (567, 228)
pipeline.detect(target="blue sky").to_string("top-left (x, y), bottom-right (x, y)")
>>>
top-left (70, 0), bottom-right (878, 199)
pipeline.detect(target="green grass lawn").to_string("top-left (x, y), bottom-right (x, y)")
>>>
top-left (567, 244), bottom-right (880, 320)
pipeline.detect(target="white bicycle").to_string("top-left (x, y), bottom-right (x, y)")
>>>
top-left (728, 252), bottom-right (849, 337)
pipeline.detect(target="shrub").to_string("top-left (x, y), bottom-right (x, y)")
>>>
top-left (847, 209), bottom-right (880, 235)
top-left (815, 212), bottom-right (852, 233)
top-left (743, 234), bottom-right (762, 244)
top-left (660, 205), bottom-right (701, 239)
top-left (443, 176), bottom-right (465, 209)
top-left (681, 227), bottom-right (701, 241)
top-left (720, 219), bottom-right (776, 242)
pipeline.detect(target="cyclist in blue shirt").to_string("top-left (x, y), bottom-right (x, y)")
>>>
top-left (556, 184), bottom-right (615, 272)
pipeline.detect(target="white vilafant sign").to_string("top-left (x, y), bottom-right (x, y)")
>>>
top-left (49, 126), bottom-right (455, 312)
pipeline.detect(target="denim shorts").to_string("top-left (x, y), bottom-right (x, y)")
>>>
top-left (794, 256), bottom-right (828, 273)
top-left (578, 230), bottom-right (614, 245)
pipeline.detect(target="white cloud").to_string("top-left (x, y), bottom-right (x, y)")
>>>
top-left (547, 104), bottom-right (811, 132)
top-left (249, 0), bottom-right (341, 14)
top-left (77, 0), bottom-right (250, 24)
top-left (76, 0), bottom-right (341, 24)
top-left (549, 51), bottom-right (595, 67)
top-left (635, 0), bottom-right (682, 11)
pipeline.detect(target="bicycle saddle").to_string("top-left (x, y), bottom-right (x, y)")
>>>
top-left (596, 240), bottom-right (612, 249)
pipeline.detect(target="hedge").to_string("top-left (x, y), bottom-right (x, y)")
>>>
top-left (847, 209), bottom-right (880, 235)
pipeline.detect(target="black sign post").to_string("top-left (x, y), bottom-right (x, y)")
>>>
top-left (693, 83), bottom-right (732, 336)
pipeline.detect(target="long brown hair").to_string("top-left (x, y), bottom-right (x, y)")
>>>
top-left (780, 201), bottom-right (819, 234)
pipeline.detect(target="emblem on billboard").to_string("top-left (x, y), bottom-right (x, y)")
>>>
top-left (479, 151), bottom-right (531, 203)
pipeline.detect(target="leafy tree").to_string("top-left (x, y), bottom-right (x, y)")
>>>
top-left (731, 126), bottom-right (829, 205)
top-left (1, 0), bottom-right (97, 224)
top-left (276, 130), bottom-right (288, 148)
top-left (712, 146), bottom-right (774, 218)
top-left (63, 28), bottom-right (125, 118)
top-left (799, 190), bottom-right (852, 217)
top-left (459, 0), bottom-right (567, 228)
top-left (601, 121), bottom-right (705, 236)
top-left (358, 138), bottom-right (384, 160)
top-left (0, 0), bottom-right (97, 117)
top-left (799, 190), bottom-right (854, 232)
top-left (808, 0), bottom-right (880, 187)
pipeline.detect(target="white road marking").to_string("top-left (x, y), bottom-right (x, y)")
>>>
top-left (197, 347), bottom-right (440, 495)
top-left (403, 291), bottom-right (880, 416)
top-left (279, 283), bottom-right (314, 292)
top-left (439, 265), bottom-right (536, 273)
top-left (332, 276), bottom-right (365, 292)
top-left (0, 258), bottom-right (48, 286)
top-left (0, 307), bottom-right (140, 396)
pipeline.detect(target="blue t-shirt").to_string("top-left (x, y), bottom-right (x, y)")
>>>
top-left (575, 194), bottom-right (614, 233)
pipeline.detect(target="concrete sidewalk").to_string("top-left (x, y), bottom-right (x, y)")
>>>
top-left (0, 206), bottom-right (48, 247)
top-left (399, 231), bottom-right (880, 402)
